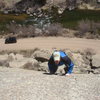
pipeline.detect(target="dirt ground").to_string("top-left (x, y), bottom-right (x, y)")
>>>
top-left (0, 37), bottom-right (100, 54)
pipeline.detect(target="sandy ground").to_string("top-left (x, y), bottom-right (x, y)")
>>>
top-left (0, 67), bottom-right (100, 100)
top-left (0, 37), bottom-right (100, 54)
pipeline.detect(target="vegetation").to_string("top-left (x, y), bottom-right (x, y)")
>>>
top-left (0, 13), bottom-right (28, 33)
top-left (56, 9), bottom-right (100, 29)
top-left (0, 9), bottom-right (100, 39)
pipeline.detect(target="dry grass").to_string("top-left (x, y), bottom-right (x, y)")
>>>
top-left (0, 48), bottom-right (40, 57)
top-left (78, 19), bottom-right (91, 35)
top-left (45, 23), bottom-right (63, 36)
top-left (0, 13), bottom-right (28, 22)
top-left (75, 20), bottom-right (100, 39)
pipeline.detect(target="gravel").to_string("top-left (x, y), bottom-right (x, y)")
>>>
top-left (0, 67), bottom-right (100, 100)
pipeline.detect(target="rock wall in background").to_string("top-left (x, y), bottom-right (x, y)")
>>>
top-left (0, 0), bottom-right (99, 13)
top-left (0, 49), bottom-right (100, 74)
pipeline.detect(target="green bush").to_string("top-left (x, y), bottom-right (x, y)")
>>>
top-left (57, 9), bottom-right (100, 29)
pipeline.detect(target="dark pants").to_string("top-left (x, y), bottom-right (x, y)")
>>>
top-left (49, 65), bottom-right (68, 74)
top-left (64, 67), bottom-right (68, 74)
top-left (49, 65), bottom-right (58, 74)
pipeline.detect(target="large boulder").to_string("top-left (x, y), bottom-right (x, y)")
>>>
top-left (9, 58), bottom-right (38, 68)
top-left (15, 54), bottom-right (24, 60)
top-left (8, 53), bottom-right (16, 61)
top-left (46, 0), bottom-right (66, 5)
top-left (14, 0), bottom-right (46, 13)
top-left (72, 53), bottom-right (90, 74)
top-left (39, 62), bottom-right (48, 72)
top-left (0, 54), bottom-right (9, 67)
top-left (92, 54), bottom-right (100, 74)
top-left (78, 3), bottom-right (95, 10)
top-left (32, 49), bottom-right (52, 62)
top-left (22, 58), bottom-right (40, 70)
top-left (92, 54), bottom-right (100, 67)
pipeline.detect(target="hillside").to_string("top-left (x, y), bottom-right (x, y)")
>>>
top-left (1, 0), bottom-right (100, 10)
top-left (0, 0), bottom-right (20, 7)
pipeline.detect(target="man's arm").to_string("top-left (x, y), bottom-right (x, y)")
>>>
top-left (48, 56), bottom-right (53, 71)
top-left (48, 56), bottom-right (58, 74)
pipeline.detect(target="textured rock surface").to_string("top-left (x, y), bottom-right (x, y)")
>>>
top-left (92, 54), bottom-right (100, 67)
top-left (0, 48), bottom-right (100, 74)
top-left (32, 49), bottom-right (52, 61)
top-left (2, 0), bottom-right (99, 13)
top-left (0, 67), bottom-right (100, 100)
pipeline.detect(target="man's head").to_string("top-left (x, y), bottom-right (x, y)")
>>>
top-left (53, 51), bottom-right (60, 64)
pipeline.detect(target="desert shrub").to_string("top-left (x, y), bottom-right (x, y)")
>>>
top-left (7, 22), bottom-right (18, 34)
top-left (76, 19), bottom-right (100, 38)
top-left (45, 23), bottom-right (63, 36)
top-left (7, 22), bottom-right (36, 38)
top-left (77, 19), bottom-right (91, 37)
top-left (90, 21), bottom-right (100, 34)
top-left (0, 1), bottom-right (6, 9)
top-left (85, 21), bottom-right (100, 39)
top-left (82, 48), bottom-right (96, 67)
top-left (18, 25), bottom-right (36, 38)
top-left (84, 48), bottom-right (96, 56)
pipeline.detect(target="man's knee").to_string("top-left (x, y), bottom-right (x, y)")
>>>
top-left (64, 67), bottom-right (68, 74)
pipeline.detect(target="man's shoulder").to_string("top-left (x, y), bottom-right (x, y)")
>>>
top-left (59, 51), bottom-right (67, 57)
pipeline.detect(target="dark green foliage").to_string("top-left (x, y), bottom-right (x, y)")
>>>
top-left (56, 9), bottom-right (100, 29)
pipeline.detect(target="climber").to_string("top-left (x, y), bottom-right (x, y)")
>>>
top-left (48, 51), bottom-right (74, 76)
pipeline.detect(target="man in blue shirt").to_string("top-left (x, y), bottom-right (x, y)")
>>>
top-left (48, 51), bottom-right (74, 76)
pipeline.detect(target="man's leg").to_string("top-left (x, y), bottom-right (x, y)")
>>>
top-left (64, 66), bottom-right (68, 74)
top-left (49, 65), bottom-right (58, 74)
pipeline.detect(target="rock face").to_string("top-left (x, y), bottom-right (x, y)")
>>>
top-left (13, 0), bottom-right (65, 13)
top-left (47, 0), bottom-right (66, 4)
top-left (92, 54), bottom-right (100, 67)
top-left (32, 49), bottom-right (52, 62)
top-left (14, 0), bottom-right (46, 13)
top-left (1, 0), bottom-right (99, 13)
top-left (0, 67), bottom-right (100, 100)
top-left (0, 49), bottom-right (100, 74)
